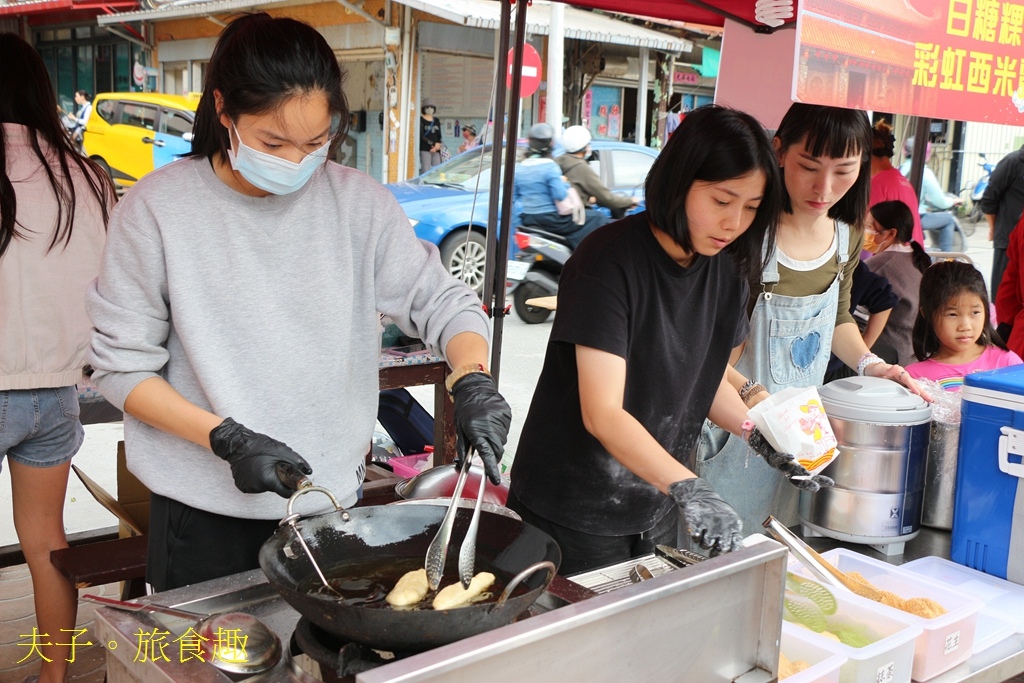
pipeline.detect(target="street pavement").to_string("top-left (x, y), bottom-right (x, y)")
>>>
top-left (0, 218), bottom-right (995, 548)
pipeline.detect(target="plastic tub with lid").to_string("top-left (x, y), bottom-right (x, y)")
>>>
top-left (800, 377), bottom-right (932, 556)
top-left (782, 562), bottom-right (921, 683)
top-left (902, 555), bottom-right (1024, 650)
top-left (790, 549), bottom-right (981, 681)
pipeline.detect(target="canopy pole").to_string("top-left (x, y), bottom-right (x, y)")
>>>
top-left (636, 47), bottom-right (649, 146)
top-left (906, 116), bottom-right (931, 204)
top-left (546, 2), bottom-right (565, 138)
top-left (489, 0), bottom-right (528, 386)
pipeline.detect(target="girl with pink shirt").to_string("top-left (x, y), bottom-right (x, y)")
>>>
top-left (907, 261), bottom-right (1022, 390)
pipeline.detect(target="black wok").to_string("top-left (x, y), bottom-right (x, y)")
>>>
top-left (258, 487), bottom-right (560, 652)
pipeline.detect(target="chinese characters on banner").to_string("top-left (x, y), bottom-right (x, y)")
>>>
top-left (15, 625), bottom-right (250, 666)
top-left (793, 0), bottom-right (1024, 125)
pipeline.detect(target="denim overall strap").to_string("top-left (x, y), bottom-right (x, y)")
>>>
top-left (696, 221), bottom-right (850, 533)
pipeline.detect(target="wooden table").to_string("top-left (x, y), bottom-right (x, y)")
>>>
top-left (378, 355), bottom-right (455, 467)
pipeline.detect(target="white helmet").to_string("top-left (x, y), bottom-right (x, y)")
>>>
top-left (562, 125), bottom-right (592, 154)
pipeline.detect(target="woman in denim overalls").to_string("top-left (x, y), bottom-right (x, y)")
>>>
top-left (698, 104), bottom-right (925, 536)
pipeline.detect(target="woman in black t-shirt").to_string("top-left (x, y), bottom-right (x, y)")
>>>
top-left (508, 106), bottom-right (827, 575)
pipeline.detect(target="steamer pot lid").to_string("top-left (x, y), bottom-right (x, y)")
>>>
top-left (819, 376), bottom-right (931, 424)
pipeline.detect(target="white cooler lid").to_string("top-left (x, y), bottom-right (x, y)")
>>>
top-left (819, 376), bottom-right (931, 425)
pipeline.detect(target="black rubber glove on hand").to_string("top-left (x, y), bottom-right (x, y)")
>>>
top-left (747, 428), bottom-right (834, 492)
top-left (450, 373), bottom-right (512, 485)
top-left (209, 418), bottom-right (312, 498)
top-left (669, 478), bottom-right (743, 557)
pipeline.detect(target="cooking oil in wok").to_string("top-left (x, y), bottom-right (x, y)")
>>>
top-left (300, 556), bottom-right (528, 609)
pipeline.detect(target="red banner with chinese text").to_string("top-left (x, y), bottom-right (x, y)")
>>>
top-left (792, 0), bottom-right (1024, 125)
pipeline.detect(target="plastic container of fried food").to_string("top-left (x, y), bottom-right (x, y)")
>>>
top-left (780, 622), bottom-right (847, 682)
top-left (790, 549), bottom-right (982, 681)
top-left (782, 567), bottom-right (920, 683)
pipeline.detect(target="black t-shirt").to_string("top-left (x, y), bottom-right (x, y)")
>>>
top-left (420, 116), bottom-right (442, 152)
top-left (509, 213), bottom-right (750, 536)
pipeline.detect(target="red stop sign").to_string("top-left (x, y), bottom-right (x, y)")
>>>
top-left (506, 44), bottom-right (542, 98)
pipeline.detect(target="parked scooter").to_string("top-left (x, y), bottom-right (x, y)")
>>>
top-left (962, 153), bottom-right (994, 226)
top-left (506, 226), bottom-right (572, 324)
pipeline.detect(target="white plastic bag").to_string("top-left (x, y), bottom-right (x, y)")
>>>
top-left (747, 386), bottom-right (839, 475)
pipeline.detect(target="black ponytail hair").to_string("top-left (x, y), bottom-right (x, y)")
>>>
top-left (912, 260), bottom-right (1008, 361)
top-left (869, 200), bottom-right (930, 274)
top-left (0, 32), bottom-right (113, 260)
top-left (187, 13), bottom-right (350, 162)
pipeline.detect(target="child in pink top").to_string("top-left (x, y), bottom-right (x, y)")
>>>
top-left (907, 261), bottom-right (1022, 390)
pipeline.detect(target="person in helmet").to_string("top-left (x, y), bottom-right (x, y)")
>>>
top-left (898, 136), bottom-right (960, 252)
top-left (513, 122), bottom-right (606, 249)
top-left (557, 125), bottom-right (640, 220)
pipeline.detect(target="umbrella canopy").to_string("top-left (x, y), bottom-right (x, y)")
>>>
top-left (576, 0), bottom-right (799, 29)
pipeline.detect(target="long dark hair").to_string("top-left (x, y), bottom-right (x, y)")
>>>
top-left (187, 13), bottom-right (350, 161)
top-left (644, 104), bottom-right (782, 279)
top-left (869, 200), bottom-right (930, 274)
top-left (0, 33), bottom-right (112, 260)
top-left (774, 103), bottom-right (872, 229)
top-left (912, 260), bottom-right (1007, 361)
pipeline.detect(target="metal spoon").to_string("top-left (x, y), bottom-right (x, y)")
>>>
top-left (424, 453), bottom-right (473, 590)
top-left (629, 563), bottom-right (655, 583)
top-left (458, 455), bottom-right (487, 588)
top-left (83, 595), bottom-right (282, 676)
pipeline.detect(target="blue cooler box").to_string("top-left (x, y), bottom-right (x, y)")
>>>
top-left (954, 365), bottom-right (1024, 584)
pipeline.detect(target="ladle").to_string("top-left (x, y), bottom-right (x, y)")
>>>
top-left (83, 594), bottom-right (282, 677)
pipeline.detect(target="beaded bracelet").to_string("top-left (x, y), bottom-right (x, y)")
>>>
top-left (856, 352), bottom-right (884, 376)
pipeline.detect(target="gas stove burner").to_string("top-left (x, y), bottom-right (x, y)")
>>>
top-left (291, 617), bottom-right (397, 680)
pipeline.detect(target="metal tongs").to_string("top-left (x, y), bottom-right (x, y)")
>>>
top-left (425, 450), bottom-right (487, 590)
top-left (762, 516), bottom-right (881, 598)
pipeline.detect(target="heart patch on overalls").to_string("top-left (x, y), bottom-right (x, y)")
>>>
top-left (790, 332), bottom-right (820, 370)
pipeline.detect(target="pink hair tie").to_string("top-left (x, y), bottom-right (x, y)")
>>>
top-left (741, 420), bottom-right (756, 440)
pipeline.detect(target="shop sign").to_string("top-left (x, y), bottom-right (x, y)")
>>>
top-left (673, 70), bottom-right (701, 85)
top-left (793, 0), bottom-right (1024, 124)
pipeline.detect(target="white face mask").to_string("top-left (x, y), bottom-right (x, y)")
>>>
top-left (227, 123), bottom-right (329, 195)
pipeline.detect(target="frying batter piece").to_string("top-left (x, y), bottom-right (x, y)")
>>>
top-left (386, 568), bottom-right (429, 607)
top-left (432, 572), bottom-right (496, 610)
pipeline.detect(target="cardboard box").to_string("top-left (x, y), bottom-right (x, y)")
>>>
top-left (116, 441), bottom-right (150, 538)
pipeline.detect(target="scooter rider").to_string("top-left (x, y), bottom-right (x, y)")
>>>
top-left (899, 137), bottom-right (960, 252)
top-left (515, 123), bottom-right (606, 249)
top-left (557, 125), bottom-right (639, 220)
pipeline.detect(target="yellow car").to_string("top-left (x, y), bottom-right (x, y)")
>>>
top-left (83, 92), bottom-right (200, 188)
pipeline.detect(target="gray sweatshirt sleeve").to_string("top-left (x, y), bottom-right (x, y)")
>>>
top-left (371, 197), bottom-right (490, 357)
top-left (86, 200), bottom-right (171, 410)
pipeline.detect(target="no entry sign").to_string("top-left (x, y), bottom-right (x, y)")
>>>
top-left (507, 44), bottom-right (542, 98)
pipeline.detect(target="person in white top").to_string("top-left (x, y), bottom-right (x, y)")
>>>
top-left (67, 89), bottom-right (92, 145)
top-left (0, 33), bottom-right (114, 683)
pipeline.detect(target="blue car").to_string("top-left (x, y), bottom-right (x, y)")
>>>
top-left (386, 140), bottom-right (659, 292)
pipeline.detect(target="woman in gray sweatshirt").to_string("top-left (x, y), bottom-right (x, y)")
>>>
top-left (86, 14), bottom-right (510, 591)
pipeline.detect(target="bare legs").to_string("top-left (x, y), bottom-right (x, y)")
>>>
top-left (10, 459), bottom-right (76, 683)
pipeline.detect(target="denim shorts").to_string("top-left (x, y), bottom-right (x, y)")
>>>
top-left (0, 386), bottom-right (84, 471)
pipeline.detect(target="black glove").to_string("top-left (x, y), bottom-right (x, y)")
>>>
top-left (747, 429), bottom-right (834, 492)
top-left (209, 418), bottom-right (312, 498)
top-left (669, 478), bottom-right (743, 557)
top-left (450, 373), bottom-right (512, 485)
